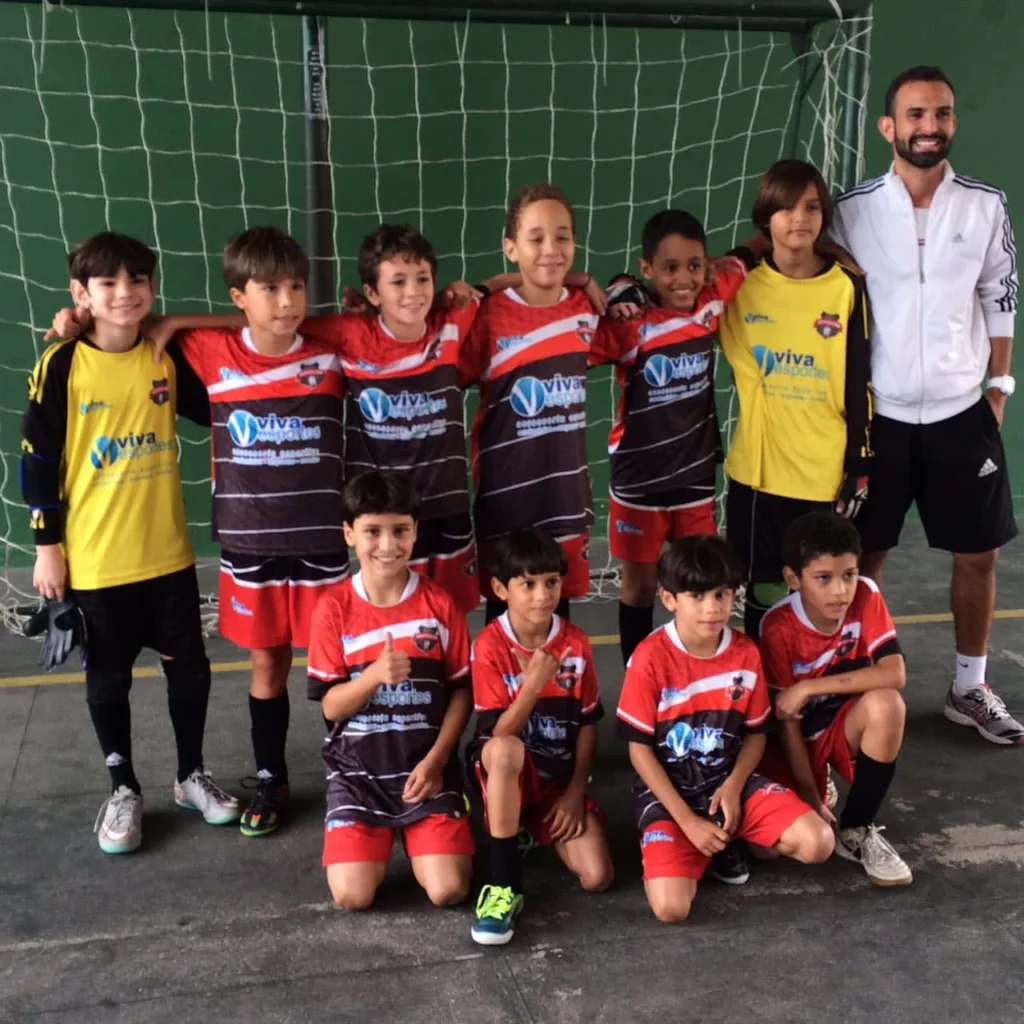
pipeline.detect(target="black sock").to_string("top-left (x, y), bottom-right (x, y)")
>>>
top-left (87, 700), bottom-right (140, 794)
top-left (485, 598), bottom-right (506, 624)
top-left (490, 834), bottom-right (522, 892)
top-left (167, 678), bottom-right (210, 784)
top-left (250, 693), bottom-right (290, 784)
top-left (555, 597), bottom-right (571, 622)
top-left (619, 601), bottom-right (654, 665)
top-left (839, 751), bottom-right (897, 830)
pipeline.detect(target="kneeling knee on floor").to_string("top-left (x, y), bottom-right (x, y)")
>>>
top-left (330, 882), bottom-right (377, 911)
top-left (651, 896), bottom-right (692, 924)
top-left (425, 879), bottom-right (470, 907)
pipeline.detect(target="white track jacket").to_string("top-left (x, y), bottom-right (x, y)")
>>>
top-left (830, 162), bottom-right (1017, 425)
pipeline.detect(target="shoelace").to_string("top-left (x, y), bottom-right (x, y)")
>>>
top-left (477, 885), bottom-right (518, 921)
top-left (191, 770), bottom-right (232, 804)
top-left (977, 687), bottom-right (1012, 720)
top-left (240, 775), bottom-right (279, 814)
top-left (94, 789), bottom-right (137, 834)
top-left (860, 825), bottom-right (902, 866)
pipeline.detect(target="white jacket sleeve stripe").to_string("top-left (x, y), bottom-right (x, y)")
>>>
top-left (955, 176), bottom-right (1018, 318)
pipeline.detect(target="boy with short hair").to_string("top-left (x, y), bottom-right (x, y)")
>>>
top-left (22, 231), bottom-right (238, 854)
top-left (307, 471), bottom-right (474, 910)
top-left (467, 528), bottom-right (613, 946)
top-left (759, 511), bottom-right (912, 886)
top-left (616, 535), bottom-right (834, 924)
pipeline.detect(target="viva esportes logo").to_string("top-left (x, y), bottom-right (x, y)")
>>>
top-left (642, 352), bottom-right (710, 389)
top-left (508, 374), bottom-right (585, 418)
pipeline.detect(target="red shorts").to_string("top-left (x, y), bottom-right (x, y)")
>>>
top-left (219, 550), bottom-right (350, 650)
top-left (759, 700), bottom-right (857, 799)
top-left (473, 748), bottom-right (604, 847)
top-left (640, 776), bottom-right (812, 880)
top-left (322, 814), bottom-right (475, 866)
top-left (409, 513), bottom-right (479, 614)
top-left (477, 531), bottom-right (590, 601)
top-left (608, 491), bottom-right (717, 563)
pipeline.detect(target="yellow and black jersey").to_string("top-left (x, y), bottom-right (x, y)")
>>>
top-left (21, 335), bottom-right (210, 591)
top-left (719, 258), bottom-right (872, 502)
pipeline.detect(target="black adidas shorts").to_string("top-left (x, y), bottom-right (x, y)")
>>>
top-left (855, 398), bottom-right (1017, 555)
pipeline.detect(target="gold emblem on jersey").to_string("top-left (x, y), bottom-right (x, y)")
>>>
top-left (814, 311), bottom-right (843, 339)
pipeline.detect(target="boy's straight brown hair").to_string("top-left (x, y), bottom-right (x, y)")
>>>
top-left (751, 159), bottom-right (833, 237)
top-left (68, 232), bottom-right (156, 286)
top-left (504, 182), bottom-right (575, 240)
top-left (222, 226), bottom-right (309, 292)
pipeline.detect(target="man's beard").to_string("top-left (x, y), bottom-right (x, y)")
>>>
top-left (894, 132), bottom-right (953, 169)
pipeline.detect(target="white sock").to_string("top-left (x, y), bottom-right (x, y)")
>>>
top-left (954, 653), bottom-right (987, 695)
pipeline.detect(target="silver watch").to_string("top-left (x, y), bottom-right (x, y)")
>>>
top-left (988, 375), bottom-right (1016, 397)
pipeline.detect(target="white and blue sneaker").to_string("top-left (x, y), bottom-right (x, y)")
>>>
top-left (94, 786), bottom-right (143, 854)
top-left (471, 885), bottom-right (524, 946)
top-left (173, 769), bottom-right (240, 825)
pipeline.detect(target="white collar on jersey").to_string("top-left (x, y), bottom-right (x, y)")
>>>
top-left (241, 326), bottom-right (304, 356)
top-left (351, 569), bottom-right (420, 605)
top-left (498, 610), bottom-right (561, 649)
top-left (789, 591), bottom-right (846, 637)
top-left (377, 315), bottom-right (427, 343)
top-left (503, 286), bottom-right (569, 305)
top-left (665, 619), bottom-right (733, 658)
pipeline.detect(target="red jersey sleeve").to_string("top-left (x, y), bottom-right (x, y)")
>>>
top-left (470, 627), bottom-right (513, 715)
top-left (446, 296), bottom-right (482, 341)
top-left (307, 593), bottom-right (348, 701)
top-left (174, 328), bottom-right (232, 385)
top-left (861, 579), bottom-right (901, 661)
top-left (589, 315), bottom-right (637, 367)
top-left (615, 640), bottom-right (659, 744)
top-left (458, 301), bottom-right (492, 386)
top-left (743, 645), bottom-right (773, 732)
top-left (577, 634), bottom-right (604, 726)
top-left (442, 599), bottom-right (471, 690)
top-left (758, 614), bottom-right (796, 695)
top-left (301, 312), bottom-right (365, 356)
top-left (710, 254), bottom-right (749, 305)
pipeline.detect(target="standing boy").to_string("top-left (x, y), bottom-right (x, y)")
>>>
top-left (23, 232), bottom-right (237, 854)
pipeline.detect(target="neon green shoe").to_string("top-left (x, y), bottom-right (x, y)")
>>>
top-left (470, 884), bottom-right (524, 946)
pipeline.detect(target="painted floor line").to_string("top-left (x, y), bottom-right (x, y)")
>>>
top-left (1, 607), bottom-right (1022, 691)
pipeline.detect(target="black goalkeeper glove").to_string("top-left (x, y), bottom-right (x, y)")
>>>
top-left (23, 598), bottom-right (86, 671)
top-left (606, 274), bottom-right (651, 310)
top-left (835, 472), bottom-right (870, 520)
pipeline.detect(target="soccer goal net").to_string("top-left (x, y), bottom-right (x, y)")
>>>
top-left (0, 0), bottom-right (871, 621)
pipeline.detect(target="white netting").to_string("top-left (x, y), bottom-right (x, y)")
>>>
top-left (0, 1), bottom-right (870, 623)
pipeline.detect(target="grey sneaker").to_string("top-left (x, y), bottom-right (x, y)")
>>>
top-left (174, 770), bottom-right (240, 825)
top-left (836, 825), bottom-right (912, 886)
top-left (944, 685), bottom-right (1024, 746)
top-left (94, 786), bottom-right (143, 854)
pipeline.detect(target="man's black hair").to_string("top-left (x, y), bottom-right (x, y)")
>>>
top-left (343, 470), bottom-right (420, 524)
top-left (641, 209), bottom-right (707, 263)
top-left (782, 511), bottom-right (862, 576)
top-left (68, 232), bottom-right (156, 285)
top-left (658, 535), bottom-right (744, 595)
top-left (884, 65), bottom-right (955, 118)
top-left (488, 528), bottom-right (567, 586)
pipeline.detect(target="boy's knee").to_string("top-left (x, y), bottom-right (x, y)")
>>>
top-left (483, 734), bottom-right (525, 776)
top-left (329, 878), bottom-right (378, 911)
top-left (579, 862), bottom-right (614, 893)
top-left (425, 877), bottom-right (470, 908)
top-left (793, 818), bottom-right (835, 864)
top-left (650, 895), bottom-right (692, 924)
top-left (861, 688), bottom-right (906, 726)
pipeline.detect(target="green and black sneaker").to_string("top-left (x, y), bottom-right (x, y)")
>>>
top-left (239, 772), bottom-right (289, 837)
top-left (471, 885), bottom-right (524, 946)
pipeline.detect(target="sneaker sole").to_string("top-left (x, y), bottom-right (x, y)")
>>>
top-left (835, 842), bottom-right (913, 886)
top-left (710, 871), bottom-right (750, 886)
top-left (98, 834), bottom-right (142, 855)
top-left (174, 797), bottom-right (241, 825)
top-left (943, 705), bottom-right (1020, 745)
top-left (471, 926), bottom-right (516, 946)
top-left (239, 820), bottom-right (280, 838)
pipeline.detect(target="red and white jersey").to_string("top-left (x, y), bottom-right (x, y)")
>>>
top-left (306, 570), bottom-right (471, 828)
top-left (616, 623), bottom-right (770, 827)
top-left (760, 576), bottom-right (901, 741)
top-left (592, 257), bottom-right (747, 503)
top-left (460, 287), bottom-right (601, 541)
top-left (306, 303), bottom-right (479, 522)
top-left (468, 613), bottom-right (603, 785)
top-left (177, 328), bottom-right (345, 556)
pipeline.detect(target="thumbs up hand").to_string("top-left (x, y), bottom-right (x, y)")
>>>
top-left (373, 631), bottom-right (412, 686)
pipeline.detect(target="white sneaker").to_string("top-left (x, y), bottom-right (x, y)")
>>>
top-left (173, 769), bottom-right (240, 825)
top-left (825, 772), bottom-right (839, 811)
top-left (94, 786), bottom-right (143, 854)
top-left (944, 684), bottom-right (1024, 745)
top-left (836, 824), bottom-right (912, 886)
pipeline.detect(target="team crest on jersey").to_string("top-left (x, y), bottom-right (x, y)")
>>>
top-left (424, 337), bottom-right (443, 362)
top-left (464, 556), bottom-right (477, 577)
top-left (555, 663), bottom-right (577, 691)
top-left (414, 624), bottom-right (441, 653)
top-left (814, 312), bottom-right (843, 338)
top-left (576, 319), bottom-right (595, 345)
top-left (836, 629), bottom-right (857, 659)
top-left (729, 673), bottom-right (746, 702)
top-left (297, 361), bottom-right (325, 388)
top-left (581, 539), bottom-right (590, 562)
top-left (149, 378), bottom-right (170, 405)
top-left (700, 306), bottom-right (716, 329)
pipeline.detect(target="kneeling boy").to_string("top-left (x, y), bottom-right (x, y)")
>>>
top-left (307, 471), bottom-right (474, 909)
top-left (468, 528), bottom-right (613, 946)
top-left (759, 511), bottom-right (912, 886)
top-left (616, 535), bottom-right (833, 923)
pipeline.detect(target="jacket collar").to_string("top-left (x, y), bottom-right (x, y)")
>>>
top-left (884, 160), bottom-right (956, 203)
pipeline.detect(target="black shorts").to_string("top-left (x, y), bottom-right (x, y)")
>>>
top-left (855, 399), bottom-right (1017, 555)
top-left (726, 480), bottom-right (833, 582)
top-left (73, 566), bottom-right (206, 700)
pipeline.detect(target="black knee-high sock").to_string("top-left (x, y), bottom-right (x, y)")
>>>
top-left (88, 700), bottom-right (140, 793)
top-left (250, 693), bottom-right (290, 783)
top-left (619, 602), bottom-right (653, 665)
top-left (555, 597), bottom-right (570, 622)
top-left (839, 751), bottom-right (897, 830)
top-left (490, 834), bottom-right (523, 892)
top-left (485, 598), bottom-right (506, 624)
top-left (165, 659), bottom-right (211, 783)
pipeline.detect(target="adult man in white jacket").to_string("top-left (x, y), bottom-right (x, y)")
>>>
top-left (831, 65), bottom-right (1022, 745)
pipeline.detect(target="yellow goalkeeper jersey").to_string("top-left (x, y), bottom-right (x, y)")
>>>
top-left (719, 258), bottom-right (872, 502)
top-left (21, 336), bottom-right (207, 590)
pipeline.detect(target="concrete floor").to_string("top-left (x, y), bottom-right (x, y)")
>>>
top-left (1, 521), bottom-right (1023, 1023)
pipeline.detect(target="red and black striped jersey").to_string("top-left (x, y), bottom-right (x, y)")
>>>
top-left (467, 612), bottom-right (603, 785)
top-left (460, 287), bottom-right (601, 541)
top-left (592, 258), bottom-right (747, 502)
top-left (305, 303), bottom-right (479, 522)
top-left (177, 328), bottom-right (345, 555)
top-left (616, 623), bottom-right (770, 827)
top-left (759, 577), bottom-right (901, 741)
top-left (306, 570), bottom-right (471, 827)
